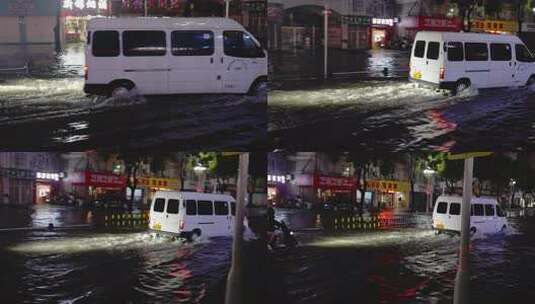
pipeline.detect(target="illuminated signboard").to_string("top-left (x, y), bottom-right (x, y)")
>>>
top-left (36, 172), bottom-right (60, 181)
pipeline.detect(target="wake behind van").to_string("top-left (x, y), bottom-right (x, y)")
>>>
top-left (432, 195), bottom-right (507, 235)
top-left (410, 31), bottom-right (535, 94)
top-left (149, 191), bottom-right (236, 241)
top-left (84, 17), bottom-right (267, 97)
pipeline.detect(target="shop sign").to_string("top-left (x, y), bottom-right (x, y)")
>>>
top-left (36, 172), bottom-right (61, 181)
top-left (471, 19), bottom-right (517, 33)
top-left (366, 180), bottom-right (410, 193)
top-left (522, 22), bottom-right (535, 32)
top-left (267, 2), bottom-right (283, 22)
top-left (87, 172), bottom-right (126, 188)
top-left (137, 177), bottom-right (179, 190)
top-left (343, 15), bottom-right (372, 26)
top-left (314, 175), bottom-right (358, 190)
top-left (419, 16), bottom-right (461, 31)
top-left (372, 18), bottom-right (394, 26)
top-left (0, 167), bottom-right (35, 180)
top-left (267, 174), bottom-right (290, 184)
top-left (241, 1), bottom-right (266, 13)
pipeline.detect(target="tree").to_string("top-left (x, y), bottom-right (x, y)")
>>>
top-left (452, 0), bottom-right (480, 32)
top-left (345, 151), bottom-right (380, 216)
top-left (484, 0), bottom-right (504, 19)
top-left (117, 152), bottom-right (150, 208)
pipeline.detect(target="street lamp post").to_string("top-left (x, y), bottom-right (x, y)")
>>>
top-left (423, 168), bottom-right (436, 213)
top-left (193, 163), bottom-right (208, 192)
top-left (510, 179), bottom-right (517, 209)
top-left (225, 0), bottom-right (230, 18)
top-left (144, 0), bottom-right (148, 17)
top-left (323, 1), bottom-right (328, 80)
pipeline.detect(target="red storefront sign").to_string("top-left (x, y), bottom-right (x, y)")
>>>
top-left (71, 171), bottom-right (127, 188)
top-left (401, 16), bottom-right (461, 32)
top-left (313, 175), bottom-right (358, 192)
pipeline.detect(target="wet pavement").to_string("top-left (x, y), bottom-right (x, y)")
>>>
top-left (0, 44), bottom-right (266, 150)
top-left (269, 79), bottom-right (535, 152)
top-left (270, 208), bottom-right (535, 304)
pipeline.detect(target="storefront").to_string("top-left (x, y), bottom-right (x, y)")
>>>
top-left (267, 174), bottom-right (290, 205)
top-left (397, 16), bottom-right (461, 42)
top-left (313, 174), bottom-right (358, 203)
top-left (342, 15), bottom-right (371, 50)
top-left (68, 171), bottom-right (126, 202)
top-left (365, 179), bottom-right (410, 210)
top-left (0, 168), bottom-right (35, 205)
top-left (35, 172), bottom-right (62, 204)
top-left (471, 19), bottom-right (517, 35)
top-left (61, 0), bottom-right (109, 43)
top-left (136, 176), bottom-right (180, 205)
top-left (371, 18), bottom-right (396, 49)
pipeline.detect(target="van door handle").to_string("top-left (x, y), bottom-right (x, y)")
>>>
top-left (166, 215), bottom-right (168, 218)
top-left (210, 58), bottom-right (214, 64)
top-left (426, 61), bottom-right (429, 65)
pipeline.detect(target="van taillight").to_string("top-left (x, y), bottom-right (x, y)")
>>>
top-left (83, 65), bottom-right (88, 80)
top-left (439, 67), bottom-right (445, 80)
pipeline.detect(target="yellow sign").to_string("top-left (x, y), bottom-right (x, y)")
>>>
top-left (138, 177), bottom-right (179, 190)
top-left (366, 180), bottom-right (410, 193)
top-left (152, 223), bottom-right (162, 231)
top-left (471, 19), bottom-right (517, 33)
top-left (447, 152), bottom-right (492, 160)
top-left (412, 71), bottom-right (422, 80)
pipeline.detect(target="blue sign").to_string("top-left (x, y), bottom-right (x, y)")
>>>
top-left (0, 0), bottom-right (61, 16)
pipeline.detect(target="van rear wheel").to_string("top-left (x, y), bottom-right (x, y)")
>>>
top-left (452, 79), bottom-right (470, 96)
top-left (109, 81), bottom-right (134, 98)
top-left (189, 229), bottom-right (201, 242)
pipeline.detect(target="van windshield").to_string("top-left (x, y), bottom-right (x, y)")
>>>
top-left (516, 44), bottom-right (535, 62)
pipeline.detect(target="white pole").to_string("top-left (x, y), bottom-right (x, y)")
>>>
top-left (225, 153), bottom-right (249, 304)
top-left (144, 0), bottom-right (147, 17)
top-left (324, 2), bottom-right (328, 79)
top-left (226, 0), bottom-right (230, 18)
top-left (454, 157), bottom-right (473, 304)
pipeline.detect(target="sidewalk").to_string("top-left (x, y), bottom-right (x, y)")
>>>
top-left (269, 48), bottom-right (411, 82)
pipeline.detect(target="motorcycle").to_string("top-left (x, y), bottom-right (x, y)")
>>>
top-left (269, 221), bottom-right (297, 251)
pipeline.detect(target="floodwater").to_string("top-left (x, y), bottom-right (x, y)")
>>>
top-left (0, 204), bottom-right (232, 304)
top-left (269, 208), bottom-right (535, 304)
top-left (0, 44), bottom-right (266, 150)
top-left (269, 80), bottom-right (535, 151)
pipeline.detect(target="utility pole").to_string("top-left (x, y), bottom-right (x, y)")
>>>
top-left (225, 153), bottom-right (249, 304)
top-left (453, 157), bottom-right (473, 304)
top-left (323, 1), bottom-right (328, 80)
top-left (144, 0), bottom-right (148, 17)
top-left (226, 0), bottom-right (230, 18)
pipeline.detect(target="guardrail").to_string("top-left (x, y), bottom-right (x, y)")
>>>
top-left (322, 213), bottom-right (432, 232)
top-left (95, 211), bottom-right (150, 229)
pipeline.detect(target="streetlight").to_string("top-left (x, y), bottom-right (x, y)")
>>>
top-left (423, 167), bottom-right (436, 213)
top-left (194, 163), bottom-right (208, 192)
top-left (510, 178), bottom-right (517, 209)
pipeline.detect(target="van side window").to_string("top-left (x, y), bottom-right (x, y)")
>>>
top-left (484, 204), bottom-right (495, 216)
top-left (414, 40), bottom-right (426, 58)
top-left (214, 201), bottom-right (229, 215)
top-left (197, 200), bottom-right (213, 215)
top-left (171, 31), bottom-right (214, 56)
top-left (447, 42), bottom-right (463, 61)
top-left (223, 31), bottom-right (265, 58)
top-left (436, 202), bottom-right (448, 214)
top-left (92, 31), bottom-right (119, 57)
top-left (515, 44), bottom-right (535, 62)
top-left (426, 41), bottom-right (440, 60)
top-left (153, 198), bottom-right (165, 212)
top-left (167, 199), bottom-right (179, 214)
top-left (465, 43), bottom-right (488, 61)
top-left (123, 30), bottom-right (166, 56)
top-left (231, 202), bottom-right (236, 216)
top-left (449, 203), bottom-right (461, 215)
top-left (186, 200), bottom-right (197, 215)
top-left (473, 204), bottom-right (484, 216)
top-left (490, 43), bottom-right (512, 61)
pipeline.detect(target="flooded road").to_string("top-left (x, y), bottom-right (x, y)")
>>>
top-left (269, 209), bottom-right (535, 304)
top-left (0, 44), bottom-right (266, 150)
top-left (0, 205), bottom-right (232, 304)
top-left (269, 80), bottom-right (535, 151)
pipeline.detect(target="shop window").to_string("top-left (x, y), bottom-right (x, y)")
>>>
top-left (436, 202), bottom-right (448, 214)
top-left (214, 201), bottom-right (229, 215)
top-left (153, 198), bottom-right (165, 212)
top-left (515, 44), bottom-right (535, 62)
top-left (92, 31), bottom-right (119, 57)
top-left (465, 43), bottom-right (488, 61)
top-left (186, 200), bottom-right (197, 215)
top-left (197, 200), bottom-right (213, 215)
top-left (223, 31), bottom-right (265, 58)
top-left (426, 41), bottom-right (440, 60)
top-left (123, 30), bottom-right (166, 56)
top-left (485, 204), bottom-right (495, 216)
top-left (414, 40), bottom-right (426, 58)
top-left (490, 43), bottom-right (512, 61)
top-left (449, 203), bottom-right (461, 215)
top-left (447, 42), bottom-right (463, 61)
top-left (167, 199), bottom-right (179, 214)
top-left (171, 31), bottom-right (214, 56)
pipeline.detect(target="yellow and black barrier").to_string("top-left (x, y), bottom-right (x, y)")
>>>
top-left (96, 211), bottom-right (150, 229)
top-left (325, 214), bottom-right (410, 232)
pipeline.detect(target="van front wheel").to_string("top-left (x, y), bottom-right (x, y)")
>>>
top-left (247, 78), bottom-right (267, 96)
top-left (526, 75), bottom-right (535, 86)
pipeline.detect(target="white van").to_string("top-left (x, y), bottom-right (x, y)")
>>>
top-left (410, 31), bottom-right (535, 93)
top-left (432, 195), bottom-right (507, 235)
top-left (84, 17), bottom-right (267, 97)
top-left (149, 191), bottom-right (236, 240)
